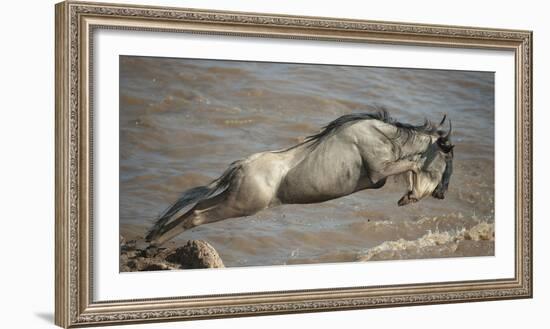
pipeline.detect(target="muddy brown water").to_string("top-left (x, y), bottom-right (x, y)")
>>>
top-left (119, 55), bottom-right (494, 269)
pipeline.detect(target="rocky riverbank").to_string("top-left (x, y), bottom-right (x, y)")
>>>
top-left (120, 238), bottom-right (224, 272)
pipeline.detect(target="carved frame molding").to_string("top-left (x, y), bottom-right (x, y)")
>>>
top-left (55, 1), bottom-right (532, 327)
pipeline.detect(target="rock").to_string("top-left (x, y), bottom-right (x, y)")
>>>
top-left (141, 245), bottom-right (160, 258)
top-left (464, 222), bottom-right (494, 241)
top-left (120, 238), bottom-right (225, 272)
top-left (121, 239), bottom-right (136, 252)
top-left (120, 255), bottom-right (179, 272)
top-left (124, 250), bottom-right (137, 259)
top-left (136, 258), bottom-right (179, 271)
top-left (141, 263), bottom-right (174, 271)
top-left (167, 240), bottom-right (224, 269)
top-left (127, 260), bottom-right (137, 270)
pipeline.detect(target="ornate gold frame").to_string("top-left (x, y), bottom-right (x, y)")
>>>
top-left (55, 1), bottom-right (532, 327)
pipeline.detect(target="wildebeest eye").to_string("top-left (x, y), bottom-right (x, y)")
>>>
top-left (436, 137), bottom-right (454, 153)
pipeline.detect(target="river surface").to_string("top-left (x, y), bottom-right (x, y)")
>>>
top-left (119, 55), bottom-right (495, 269)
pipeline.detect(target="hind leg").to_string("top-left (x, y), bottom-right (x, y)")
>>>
top-left (150, 191), bottom-right (255, 246)
top-left (150, 159), bottom-right (277, 245)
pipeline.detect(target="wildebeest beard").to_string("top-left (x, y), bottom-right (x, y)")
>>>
top-left (432, 150), bottom-right (454, 199)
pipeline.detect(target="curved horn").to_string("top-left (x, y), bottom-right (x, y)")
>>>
top-left (438, 114), bottom-right (447, 127)
top-left (444, 119), bottom-right (452, 138)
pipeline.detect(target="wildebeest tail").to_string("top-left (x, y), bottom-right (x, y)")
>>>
top-left (145, 161), bottom-right (242, 241)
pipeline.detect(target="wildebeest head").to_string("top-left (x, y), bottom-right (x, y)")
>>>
top-left (398, 117), bottom-right (454, 206)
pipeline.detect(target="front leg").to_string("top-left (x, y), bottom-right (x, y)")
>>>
top-left (406, 170), bottom-right (414, 191)
top-left (398, 170), bottom-right (418, 206)
top-left (370, 159), bottom-right (420, 182)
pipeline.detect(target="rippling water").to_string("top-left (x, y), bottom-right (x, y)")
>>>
top-left (119, 55), bottom-right (494, 268)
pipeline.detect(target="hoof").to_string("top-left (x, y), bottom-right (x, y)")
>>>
top-left (398, 192), bottom-right (417, 206)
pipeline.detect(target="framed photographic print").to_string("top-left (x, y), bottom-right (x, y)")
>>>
top-left (55, 1), bottom-right (532, 327)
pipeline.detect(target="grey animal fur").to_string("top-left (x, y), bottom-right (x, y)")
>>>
top-left (147, 109), bottom-right (454, 246)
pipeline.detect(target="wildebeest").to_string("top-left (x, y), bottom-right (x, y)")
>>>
top-left (147, 110), bottom-right (454, 246)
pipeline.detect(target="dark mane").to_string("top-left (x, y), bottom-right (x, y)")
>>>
top-left (303, 108), bottom-right (438, 148)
